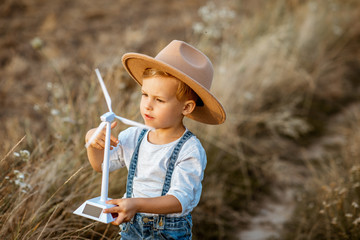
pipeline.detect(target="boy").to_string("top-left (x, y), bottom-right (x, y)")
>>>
top-left (85, 40), bottom-right (225, 239)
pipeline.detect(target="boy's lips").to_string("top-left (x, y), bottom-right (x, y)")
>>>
top-left (144, 114), bottom-right (154, 119)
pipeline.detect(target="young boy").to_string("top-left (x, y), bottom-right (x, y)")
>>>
top-left (85, 40), bottom-right (225, 239)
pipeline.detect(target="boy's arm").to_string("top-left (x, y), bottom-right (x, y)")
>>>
top-left (86, 145), bottom-right (104, 172)
top-left (85, 122), bottom-right (119, 172)
top-left (104, 195), bottom-right (182, 225)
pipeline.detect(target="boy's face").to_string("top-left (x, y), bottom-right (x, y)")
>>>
top-left (140, 76), bottom-right (186, 130)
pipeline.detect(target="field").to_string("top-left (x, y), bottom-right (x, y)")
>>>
top-left (1, 0), bottom-right (360, 239)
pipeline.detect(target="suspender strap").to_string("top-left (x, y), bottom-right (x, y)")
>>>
top-left (126, 129), bottom-right (147, 198)
top-left (161, 130), bottom-right (194, 196)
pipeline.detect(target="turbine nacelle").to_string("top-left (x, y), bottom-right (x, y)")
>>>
top-left (100, 112), bottom-right (115, 122)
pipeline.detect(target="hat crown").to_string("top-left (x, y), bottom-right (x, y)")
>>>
top-left (155, 40), bottom-right (213, 90)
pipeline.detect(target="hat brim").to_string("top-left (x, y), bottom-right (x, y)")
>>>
top-left (122, 53), bottom-right (226, 125)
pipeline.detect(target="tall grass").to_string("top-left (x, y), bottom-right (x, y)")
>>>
top-left (0, 61), bottom-right (133, 239)
top-left (1, 0), bottom-right (360, 239)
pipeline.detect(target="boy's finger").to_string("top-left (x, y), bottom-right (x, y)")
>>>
top-left (103, 205), bottom-right (119, 214)
top-left (111, 121), bottom-right (117, 129)
top-left (92, 141), bottom-right (104, 150)
top-left (93, 139), bottom-right (105, 149)
top-left (99, 133), bottom-right (117, 147)
top-left (106, 199), bottom-right (122, 205)
top-left (113, 215), bottom-right (124, 225)
top-left (112, 214), bottom-right (125, 225)
top-left (106, 199), bottom-right (116, 205)
top-left (110, 135), bottom-right (119, 146)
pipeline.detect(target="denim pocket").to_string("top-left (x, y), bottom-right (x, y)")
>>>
top-left (159, 228), bottom-right (191, 239)
top-left (159, 217), bottom-right (192, 239)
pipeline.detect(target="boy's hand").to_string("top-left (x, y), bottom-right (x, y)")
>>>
top-left (85, 121), bottom-right (119, 150)
top-left (104, 198), bottom-right (138, 225)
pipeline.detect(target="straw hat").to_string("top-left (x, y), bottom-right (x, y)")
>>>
top-left (122, 40), bottom-right (226, 125)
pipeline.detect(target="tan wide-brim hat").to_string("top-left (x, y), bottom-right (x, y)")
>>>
top-left (122, 40), bottom-right (226, 125)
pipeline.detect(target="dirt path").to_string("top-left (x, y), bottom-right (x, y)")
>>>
top-left (239, 191), bottom-right (294, 240)
top-left (238, 161), bottom-right (304, 240)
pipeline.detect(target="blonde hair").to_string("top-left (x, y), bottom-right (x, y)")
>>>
top-left (142, 68), bottom-right (202, 105)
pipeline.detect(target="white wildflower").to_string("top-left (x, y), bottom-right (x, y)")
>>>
top-left (118, 82), bottom-right (127, 90)
top-left (62, 116), bottom-right (75, 124)
top-left (350, 165), bottom-right (360, 173)
top-left (192, 22), bottom-right (205, 34)
top-left (47, 82), bottom-right (53, 90)
top-left (338, 188), bottom-right (347, 195)
top-left (12, 170), bottom-right (32, 193)
top-left (194, 1), bottom-right (236, 39)
top-left (54, 133), bottom-right (62, 139)
top-left (353, 217), bottom-right (360, 225)
top-left (244, 92), bottom-right (254, 101)
top-left (33, 104), bottom-right (41, 112)
top-left (30, 37), bottom-right (43, 50)
top-left (20, 150), bottom-right (30, 161)
top-left (51, 109), bottom-right (60, 116)
top-left (14, 150), bottom-right (30, 161)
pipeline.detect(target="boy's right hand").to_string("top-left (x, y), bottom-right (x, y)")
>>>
top-left (85, 121), bottom-right (119, 150)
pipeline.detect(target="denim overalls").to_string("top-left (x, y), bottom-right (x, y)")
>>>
top-left (120, 129), bottom-right (194, 240)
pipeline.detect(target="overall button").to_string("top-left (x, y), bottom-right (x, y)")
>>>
top-left (143, 217), bottom-right (149, 223)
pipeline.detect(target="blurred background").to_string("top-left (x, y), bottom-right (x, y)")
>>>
top-left (1, 0), bottom-right (360, 239)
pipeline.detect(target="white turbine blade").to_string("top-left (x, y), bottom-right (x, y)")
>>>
top-left (115, 115), bottom-right (153, 130)
top-left (85, 122), bottom-right (107, 148)
top-left (95, 68), bottom-right (113, 113)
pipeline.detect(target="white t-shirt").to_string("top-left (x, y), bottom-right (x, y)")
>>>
top-left (108, 127), bottom-right (207, 217)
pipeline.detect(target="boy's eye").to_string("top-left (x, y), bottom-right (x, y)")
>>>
top-left (156, 98), bottom-right (164, 103)
top-left (142, 93), bottom-right (148, 97)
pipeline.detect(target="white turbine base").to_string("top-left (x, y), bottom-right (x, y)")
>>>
top-left (73, 196), bottom-right (117, 223)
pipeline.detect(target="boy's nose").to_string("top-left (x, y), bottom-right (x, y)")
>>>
top-left (144, 99), bottom-right (153, 110)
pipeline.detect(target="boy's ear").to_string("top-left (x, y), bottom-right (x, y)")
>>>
top-left (182, 100), bottom-right (196, 116)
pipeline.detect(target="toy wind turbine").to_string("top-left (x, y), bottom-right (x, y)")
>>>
top-left (74, 68), bottom-right (152, 223)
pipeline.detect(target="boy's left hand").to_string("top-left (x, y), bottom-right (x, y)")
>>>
top-left (104, 198), bottom-right (138, 225)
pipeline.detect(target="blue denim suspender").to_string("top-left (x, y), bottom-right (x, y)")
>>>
top-left (126, 129), bottom-right (147, 198)
top-left (161, 131), bottom-right (194, 195)
top-left (126, 129), bottom-right (194, 198)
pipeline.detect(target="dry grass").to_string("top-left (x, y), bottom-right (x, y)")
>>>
top-left (1, 0), bottom-right (360, 239)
